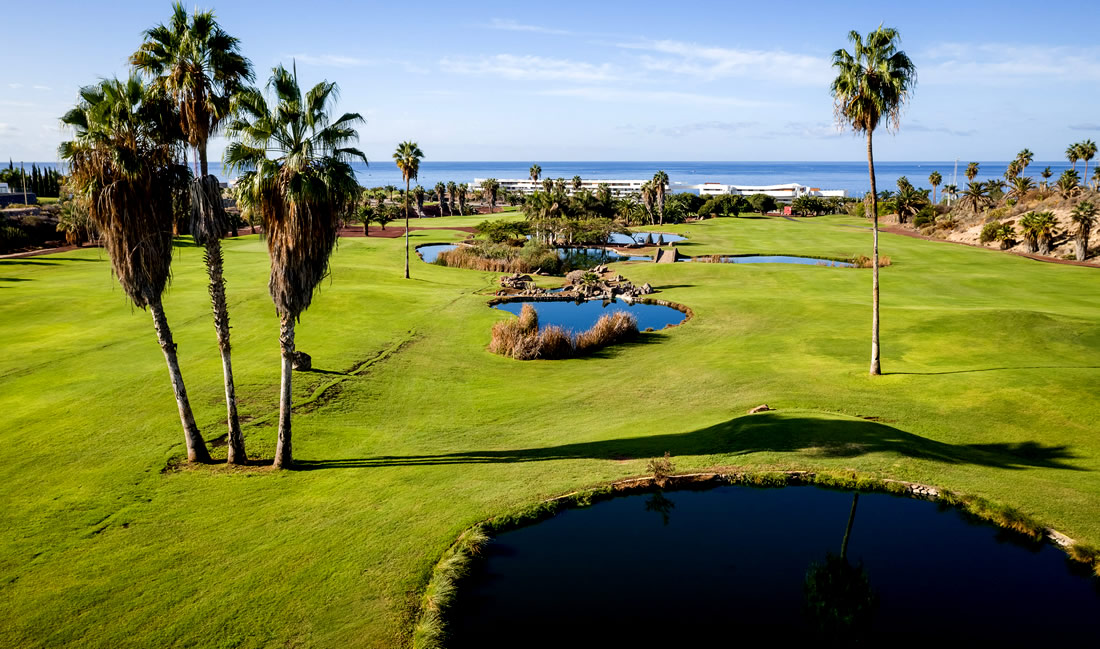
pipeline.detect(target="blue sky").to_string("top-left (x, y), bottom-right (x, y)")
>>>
top-left (2, 0), bottom-right (1098, 163)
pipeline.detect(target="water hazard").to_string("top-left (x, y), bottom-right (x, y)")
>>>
top-left (687, 254), bottom-right (854, 267)
top-left (448, 485), bottom-right (1100, 646)
top-left (493, 298), bottom-right (685, 332)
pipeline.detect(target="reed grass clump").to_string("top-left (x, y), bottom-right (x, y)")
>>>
top-left (435, 241), bottom-right (563, 274)
top-left (489, 304), bottom-right (639, 360)
top-left (852, 254), bottom-right (892, 268)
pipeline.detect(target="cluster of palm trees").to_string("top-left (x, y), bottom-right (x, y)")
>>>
top-left (61, 3), bottom-right (366, 469)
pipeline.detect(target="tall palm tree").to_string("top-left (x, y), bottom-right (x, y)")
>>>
top-left (1015, 148), bottom-right (1034, 173)
top-left (529, 164), bottom-right (541, 182)
top-left (541, 177), bottom-right (553, 193)
top-left (412, 185), bottom-right (426, 218)
top-left (965, 162), bottom-right (979, 182)
top-left (831, 25), bottom-right (916, 376)
top-left (960, 181), bottom-right (991, 215)
top-left (1067, 144), bottom-right (1080, 172)
top-left (571, 175), bottom-right (582, 193)
top-left (433, 181), bottom-right (447, 217)
top-left (456, 184), bottom-right (467, 215)
top-left (446, 181), bottom-right (457, 215)
top-left (131, 2), bottom-right (254, 464)
top-left (653, 170), bottom-right (670, 225)
top-left (225, 64), bottom-right (366, 468)
top-left (1080, 139), bottom-right (1096, 181)
top-left (392, 141), bottom-right (423, 279)
top-left (1018, 211), bottom-right (1058, 255)
top-left (1069, 200), bottom-right (1096, 261)
top-left (480, 178), bottom-right (500, 213)
top-left (928, 171), bottom-right (941, 204)
top-left (640, 180), bottom-right (656, 224)
top-left (61, 76), bottom-right (211, 463)
top-left (1040, 166), bottom-right (1053, 191)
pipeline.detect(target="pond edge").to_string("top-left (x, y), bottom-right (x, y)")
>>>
top-left (410, 469), bottom-right (1099, 649)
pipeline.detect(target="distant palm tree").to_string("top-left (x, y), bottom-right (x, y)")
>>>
top-left (357, 203), bottom-right (373, 236)
top-left (553, 177), bottom-right (566, 195)
top-left (1069, 200), bottom-right (1096, 261)
top-left (1080, 139), bottom-right (1096, 181)
top-left (571, 175), bottom-right (582, 192)
top-left (941, 183), bottom-right (958, 205)
top-left (1056, 169), bottom-right (1081, 199)
top-left (62, 76), bottom-right (211, 463)
top-left (131, 2), bottom-right (254, 464)
top-left (1003, 161), bottom-right (1020, 184)
top-left (1015, 148), bottom-right (1034, 173)
top-left (960, 181), bottom-right (990, 216)
top-left (481, 178), bottom-right (500, 213)
top-left (653, 170), bottom-right (670, 225)
top-left (831, 25), bottom-right (916, 376)
top-left (1009, 176), bottom-right (1034, 202)
top-left (1093, 167), bottom-right (1100, 192)
top-left (225, 65), bottom-right (366, 468)
top-left (965, 162), bottom-right (979, 182)
top-left (384, 184), bottom-right (397, 201)
top-left (541, 178), bottom-right (553, 193)
top-left (928, 171), bottom-right (941, 204)
top-left (456, 184), bottom-right (468, 215)
top-left (446, 181), bottom-right (457, 215)
top-left (393, 141), bottom-right (423, 279)
top-left (640, 180), bottom-right (656, 224)
top-left (1067, 144), bottom-right (1080, 172)
top-left (893, 184), bottom-right (927, 224)
top-left (1040, 166), bottom-right (1053, 191)
top-left (529, 164), bottom-right (541, 181)
top-left (412, 185), bottom-right (425, 217)
top-left (434, 181), bottom-right (447, 216)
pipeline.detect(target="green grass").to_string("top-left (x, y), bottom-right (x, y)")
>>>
top-left (1, 214), bottom-right (1098, 647)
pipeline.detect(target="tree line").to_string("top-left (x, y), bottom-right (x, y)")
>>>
top-left (0, 162), bottom-right (64, 198)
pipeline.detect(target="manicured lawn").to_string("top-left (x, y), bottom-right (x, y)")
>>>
top-left (0, 214), bottom-right (1097, 647)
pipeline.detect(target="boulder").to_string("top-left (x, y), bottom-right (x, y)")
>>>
top-left (640, 283), bottom-right (653, 295)
top-left (291, 351), bottom-right (312, 372)
top-left (748, 404), bottom-right (773, 414)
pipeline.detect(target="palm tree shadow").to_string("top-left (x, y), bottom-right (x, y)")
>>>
top-left (293, 413), bottom-right (1086, 472)
top-left (890, 366), bottom-right (1099, 376)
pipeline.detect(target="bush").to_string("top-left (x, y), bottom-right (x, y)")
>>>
top-left (436, 241), bottom-right (564, 274)
top-left (0, 224), bottom-right (29, 252)
top-left (979, 221), bottom-right (1001, 244)
top-left (913, 206), bottom-right (935, 228)
top-left (852, 255), bottom-right (892, 268)
top-left (489, 304), bottom-right (639, 360)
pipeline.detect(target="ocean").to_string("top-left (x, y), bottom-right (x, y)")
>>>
top-left (16, 160), bottom-right (1080, 197)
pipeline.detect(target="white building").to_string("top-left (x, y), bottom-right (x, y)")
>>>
top-left (695, 182), bottom-right (847, 202)
top-left (0, 182), bottom-right (10, 194)
top-left (469, 178), bottom-right (660, 198)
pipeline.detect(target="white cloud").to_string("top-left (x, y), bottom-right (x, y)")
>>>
top-left (920, 43), bottom-right (1100, 85)
top-left (441, 54), bottom-right (614, 82)
top-left (486, 19), bottom-right (572, 36)
top-left (287, 53), bottom-right (374, 68)
top-left (0, 123), bottom-right (18, 133)
top-left (32, 85), bottom-right (51, 91)
top-left (618, 39), bottom-right (831, 85)
top-left (537, 87), bottom-right (772, 107)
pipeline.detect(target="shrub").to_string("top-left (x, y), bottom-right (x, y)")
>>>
top-left (913, 208), bottom-right (935, 228)
top-left (0, 224), bottom-right (29, 252)
top-left (979, 221), bottom-right (1001, 244)
top-left (475, 219), bottom-right (530, 243)
top-left (574, 312), bottom-right (638, 352)
top-left (646, 452), bottom-right (675, 486)
top-left (852, 255), bottom-right (892, 268)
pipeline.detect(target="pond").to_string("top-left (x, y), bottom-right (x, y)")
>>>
top-left (493, 298), bottom-right (686, 332)
top-left (557, 247), bottom-right (653, 264)
top-left (608, 232), bottom-right (688, 245)
top-left (687, 254), bottom-right (854, 267)
top-left (417, 243), bottom-right (457, 263)
top-left (447, 485), bottom-right (1100, 646)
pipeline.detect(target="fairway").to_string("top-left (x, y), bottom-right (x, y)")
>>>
top-left (1, 214), bottom-right (1098, 647)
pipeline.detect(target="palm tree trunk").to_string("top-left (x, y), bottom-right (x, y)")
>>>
top-left (1075, 232), bottom-right (1088, 261)
top-left (204, 239), bottom-right (246, 464)
top-left (149, 296), bottom-right (211, 463)
top-left (199, 146), bottom-right (208, 178)
top-left (404, 179), bottom-right (411, 279)
top-left (273, 314), bottom-right (295, 469)
top-left (867, 132), bottom-right (882, 376)
top-left (840, 493), bottom-right (860, 561)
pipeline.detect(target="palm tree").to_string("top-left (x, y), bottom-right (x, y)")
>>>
top-left (529, 164), bottom-right (541, 182)
top-left (357, 202), bottom-right (373, 236)
top-left (942, 183), bottom-right (958, 205)
top-left (1004, 161), bottom-right (1020, 184)
top-left (1009, 176), bottom-right (1034, 202)
top-left (571, 175), bottom-right (582, 193)
top-left (541, 178), bottom-right (553, 193)
top-left (1018, 211), bottom-right (1058, 255)
top-left (928, 171), bottom-right (941, 204)
top-left (553, 177), bottom-right (566, 195)
top-left (412, 185), bottom-right (425, 218)
top-left (1041, 166), bottom-right (1053, 191)
top-left (893, 184), bottom-right (927, 224)
top-left (456, 184), bottom-right (468, 215)
top-left (480, 177), bottom-right (500, 213)
top-left (384, 184), bottom-right (397, 201)
top-left (61, 76), bottom-right (211, 463)
top-left (1080, 139), bottom-right (1096, 181)
top-left (131, 2), bottom-right (254, 464)
top-left (1067, 144), bottom-right (1080, 172)
top-left (1093, 167), bottom-right (1100, 192)
top-left (960, 181), bottom-right (991, 215)
top-left (392, 141), bottom-right (423, 279)
top-left (965, 162), bottom-right (979, 182)
top-left (831, 25), bottom-right (916, 376)
top-left (225, 64), bottom-right (366, 468)
top-left (446, 181), bottom-right (457, 215)
top-left (433, 181), bottom-right (447, 217)
top-left (652, 170), bottom-right (669, 225)
top-left (1070, 200), bottom-right (1096, 261)
top-left (1056, 169), bottom-right (1081, 199)
top-left (1016, 148), bottom-right (1034, 173)
top-left (640, 180), bottom-right (656, 224)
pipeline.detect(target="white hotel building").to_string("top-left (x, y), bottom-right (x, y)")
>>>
top-left (468, 179), bottom-right (847, 203)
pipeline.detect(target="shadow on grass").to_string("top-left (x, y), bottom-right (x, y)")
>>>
top-left (293, 412), bottom-right (1086, 472)
top-left (889, 366), bottom-right (1099, 376)
top-left (0, 257), bottom-right (101, 266)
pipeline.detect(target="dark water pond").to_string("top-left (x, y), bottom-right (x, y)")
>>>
top-left (448, 486), bottom-right (1100, 646)
top-left (686, 254), bottom-right (854, 267)
top-left (493, 298), bottom-right (685, 332)
top-left (557, 247), bottom-right (652, 264)
top-left (608, 232), bottom-right (687, 245)
top-left (417, 243), bottom-right (457, 263)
